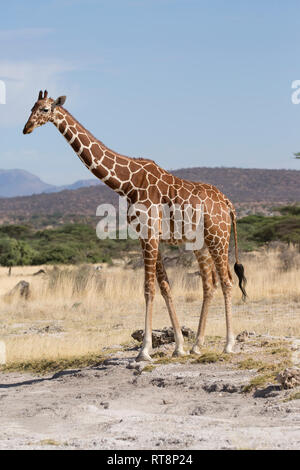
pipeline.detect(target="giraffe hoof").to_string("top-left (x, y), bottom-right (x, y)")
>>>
top-left (223, 345), bottom-right (235, 354)
top-left (190, 345), bottom-right (202, 355)
top-left (136, 351), bottom-right (153, 362)
top-left (172, 349), bottom-right (186, 358)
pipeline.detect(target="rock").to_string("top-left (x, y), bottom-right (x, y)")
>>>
top-left (132, 329), bottom-right (159, 346)
top-left (33, 269), bottom-right (46, 276)
top-left (236, 330), bottom-right (255, 342)
top-left (100, 401), bottom-right (109, 409)
top-left (131, 326), bottom-right (195, 347)
top-left (203, 382), bottom-right (241, 393)
top-left (151, 378), bottom-right (166, 388)
top-left (8, 280), bottom-right (30, 300)
top-left (181, 326), bottom-right (196, 340)
top-left (222, 383), bottom-right (241, 394)
top-left (191, 406), bottom-right (207, 415)
top-left (253, 385), bottom-right (281, 398)
top-left (103, 358), bottom-right (132, 367)
top-left (126, 362), bottom-right (144, 372)
top-left (162, 399), bottom-right (173, 405)
top-left (276, 368), bottom-right (300, 389)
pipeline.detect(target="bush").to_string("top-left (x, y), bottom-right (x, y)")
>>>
top-left (277, 245), bottom-right (300, 272)
top-left (237, 211), bottom-right (300, 249)
top-left (276, 205), bottom-right (300, 216)
top-left (0, 224), bottom-right (33, 239)
top-left (46, 265), bottom-right (106, 295)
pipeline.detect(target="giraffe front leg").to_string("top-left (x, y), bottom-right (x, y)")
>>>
top-left (136, 291), bottom-right (155, 362)
top-left (136, 239), bottom-right (158, 362)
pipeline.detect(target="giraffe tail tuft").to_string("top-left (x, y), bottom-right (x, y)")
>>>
top-left (234, 262), bottom-right (247, 302)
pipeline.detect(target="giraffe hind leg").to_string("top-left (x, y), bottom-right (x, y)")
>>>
top-left (156, 251), bottom-right (185, 356)
top-left (209, 247), bottom-right (235, 353)
top-left (191, 246), bottom-right (217, 354)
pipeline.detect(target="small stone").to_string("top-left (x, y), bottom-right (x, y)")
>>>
top-left (162, 399), bottom-right (173, 405)
top-left (100, 402), bottom-right (109, 409)
top-left (236, 330), bottom-right (250, 342)
top-left (276, 368), bottom-right (300, 389)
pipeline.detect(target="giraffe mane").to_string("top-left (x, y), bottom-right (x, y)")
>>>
top-left (132, 157), bottom-right (156, 164)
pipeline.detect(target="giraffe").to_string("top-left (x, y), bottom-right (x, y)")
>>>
top-left (23, 90), bottom-right (247, 362)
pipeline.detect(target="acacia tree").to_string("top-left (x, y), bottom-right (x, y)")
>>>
top-left (0, 238), bottom-right (36, 266)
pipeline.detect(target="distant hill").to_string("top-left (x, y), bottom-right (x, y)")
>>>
top-left (0, 167), bottom-right (299, 227)
top-left (0, 169), bottom-right (54, 197)
top-left (172, 167), bottom-right (300, 203)
top-left (44, 178), bottom-right (101, 194)
top-left (0, 169), bottom-right (101, 198)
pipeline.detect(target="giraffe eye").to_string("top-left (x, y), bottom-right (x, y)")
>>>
top-left (41, 107), bottom-right (49, 112)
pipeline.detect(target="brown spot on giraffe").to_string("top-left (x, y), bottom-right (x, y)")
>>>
top-left (115, 165), bottom-right (130, 181)
top-left (101, 156), bottom-right (114, 170)
top-left (58, 121), bottom-right (67, 133)
top-left (90, 143), bottom-right (104, 161)
top-left (129, 161), bottom-right (142, 173)
top-left (82, 149), bottom-right (93, 167)
top-left (71, 137), bottom-right (81, 153)
top-left (64, 127), bottom-right (73, 141)
top-left (78, 133), bottom-right (90, 147)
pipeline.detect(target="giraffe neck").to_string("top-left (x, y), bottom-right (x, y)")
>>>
top-left (51, 106), bottom-right (134, 196)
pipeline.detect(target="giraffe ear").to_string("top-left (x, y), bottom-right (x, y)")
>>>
top-left (52, 96), bottom-right (66, 109)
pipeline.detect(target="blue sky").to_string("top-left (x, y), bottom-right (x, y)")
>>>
top-left (0, 0), bottom-right (300, 185)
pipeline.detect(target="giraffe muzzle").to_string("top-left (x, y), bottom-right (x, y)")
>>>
top-left (23, 123), bottom-right (34, 134)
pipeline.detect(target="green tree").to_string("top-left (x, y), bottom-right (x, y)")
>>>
top-left (0, 238), bottom-right (36, 266)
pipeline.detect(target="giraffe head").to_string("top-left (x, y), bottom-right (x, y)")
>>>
top-left (23, 90), bottom-right (66, 134)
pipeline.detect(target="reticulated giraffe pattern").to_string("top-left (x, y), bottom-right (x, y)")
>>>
top-left (23, 90), bottom-right (247, 361)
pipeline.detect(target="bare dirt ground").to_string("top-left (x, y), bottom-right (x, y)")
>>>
top-left (1, 338), bottom-right (300, 450)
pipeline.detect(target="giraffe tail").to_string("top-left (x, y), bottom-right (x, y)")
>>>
top-left (230, 207), bottom-right (247, 301)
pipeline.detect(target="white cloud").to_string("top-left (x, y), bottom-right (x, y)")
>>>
top-left (0, 60), bottom-right (78, 126)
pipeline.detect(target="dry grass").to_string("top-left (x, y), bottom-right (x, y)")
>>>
top-left (0, 246), bottom-right (299, 365)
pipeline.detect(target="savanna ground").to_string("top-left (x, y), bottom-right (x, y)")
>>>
top-left (0, 245), bottom-right (300, 449)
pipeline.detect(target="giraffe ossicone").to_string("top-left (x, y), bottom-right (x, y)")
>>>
top-left (23, 90), bottom-right (247, 360)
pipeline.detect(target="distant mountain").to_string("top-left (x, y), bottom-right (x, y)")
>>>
top-left (0, 169), bottom-right (100, 198)
top-left (44, 178), bottom-right (101, 194)
top-left (0, 169), bottom-right (54, 197)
